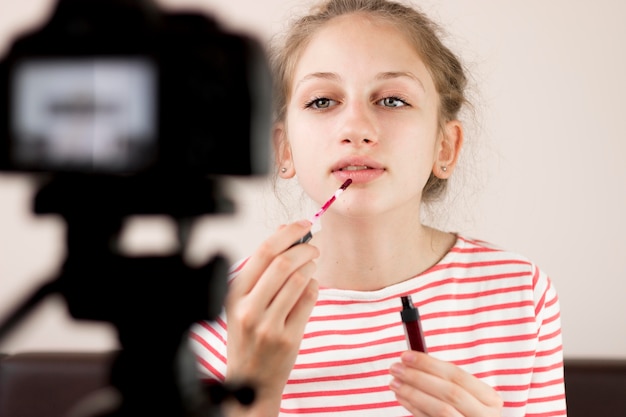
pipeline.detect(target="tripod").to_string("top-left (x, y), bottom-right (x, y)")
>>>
top-left (0, 173), bottom-right (255, 416)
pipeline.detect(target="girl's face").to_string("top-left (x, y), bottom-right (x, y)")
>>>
top-left (276, 13), bottom-right (460, 219)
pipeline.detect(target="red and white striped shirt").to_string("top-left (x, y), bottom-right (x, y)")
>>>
top-left (189, 235), bottom-right (566, 416)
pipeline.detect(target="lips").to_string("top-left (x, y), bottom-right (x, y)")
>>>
top-left (331, 158), bottom-right (385, 184)
top-left (339, 165), bottom-right (369, 171)
top-left (331, 157), bottom-right (384, 173)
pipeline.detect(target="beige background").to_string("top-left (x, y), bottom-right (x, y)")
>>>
top-left (0, 0), bottom-right (624, 358)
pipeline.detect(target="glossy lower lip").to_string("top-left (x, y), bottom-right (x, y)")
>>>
top-left (332, 168), bottom-right (384, 184)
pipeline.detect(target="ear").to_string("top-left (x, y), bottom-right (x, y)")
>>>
top-left (433, 120), bottom-right (463, 179)
top-left (273, 122), bottom-right (295, 178)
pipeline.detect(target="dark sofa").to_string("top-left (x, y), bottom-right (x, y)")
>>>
top-left (0, 351), bottom-right (115, 417)
top-left (1, 351), bottom-right (625, 417)
top-left (563, 358), bottom-right (626, 417)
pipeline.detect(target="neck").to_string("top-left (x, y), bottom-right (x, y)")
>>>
top-left (310, 214), bottom-right (456, 291)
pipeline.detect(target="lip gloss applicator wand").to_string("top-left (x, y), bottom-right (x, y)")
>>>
top-left (290, 178), bottom-right (352, 247)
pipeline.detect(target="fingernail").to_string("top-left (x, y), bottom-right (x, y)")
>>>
top-left (390, 378), bottom-right (402, 390)
top-left (402, 351), bottom-right (418, 363)
top-left (390, 363), bottom-right (404, 376)
top-left (296, 219), bottom-right (312, 227)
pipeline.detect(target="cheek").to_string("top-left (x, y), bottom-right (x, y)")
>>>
top-left (396, 129), bottom-right (440, 171)
top-left (286, 114), bottom-right (328, 155)
top-left (290, 144), bottom-right (319, 172)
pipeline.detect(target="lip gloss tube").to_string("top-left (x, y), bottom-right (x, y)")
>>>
top-left (400, 295), bottom-right (427, 353)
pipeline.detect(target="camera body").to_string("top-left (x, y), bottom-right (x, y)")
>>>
top-left (0, 0), bottom-right (271, 178)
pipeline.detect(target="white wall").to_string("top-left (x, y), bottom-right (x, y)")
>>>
top-left (0, 0), bottom-right (624, 358)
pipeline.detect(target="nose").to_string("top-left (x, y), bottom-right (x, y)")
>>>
top-left (338, 101), bottom-right (378, 146)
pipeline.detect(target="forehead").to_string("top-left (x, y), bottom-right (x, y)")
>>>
top-left (291, 13), bottom-right (434, 91)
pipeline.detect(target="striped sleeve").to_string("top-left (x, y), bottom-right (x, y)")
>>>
top-left (524, 265), bottom-right (566, 416)
top-left (188, 258), bottom-right (249, 382)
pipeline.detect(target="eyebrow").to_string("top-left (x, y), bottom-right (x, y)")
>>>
top-left (294, 71), bottom-right (425, 93)
top-left (377, 71), bottom-right (426, 92)
top-left (294, 72), bottom-right (340, 92)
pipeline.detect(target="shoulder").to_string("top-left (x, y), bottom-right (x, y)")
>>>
top-left (450, 235), bottom-right (546, 280)
top-left (452, 234), bottom-right (533, 264)
top-left (452, 234), bottom-right (555, 294)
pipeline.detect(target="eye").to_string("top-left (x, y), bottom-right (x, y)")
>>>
top-left (378, 96), bottom-right (408, 108)
top-left (305, 97), bottom-right (335, 109)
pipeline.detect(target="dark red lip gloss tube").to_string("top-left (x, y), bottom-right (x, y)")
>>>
top-left (400, 295), bottom-right (427, 353)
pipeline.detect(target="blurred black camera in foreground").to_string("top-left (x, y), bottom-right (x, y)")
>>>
top-left (0, 0), bottom-right (272, 221)
top-left (0, 0), bottom-right (271, 415)
top-left (0, 0), bottom-right (270, 179)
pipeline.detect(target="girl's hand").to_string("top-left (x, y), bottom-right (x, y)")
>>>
top-left (223, 220), bottom-right (320, 416)
top-left (390, 351), bottom-right (504, 417)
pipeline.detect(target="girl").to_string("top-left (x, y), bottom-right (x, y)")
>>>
top-left (190, 0), bottom-right (566, 416)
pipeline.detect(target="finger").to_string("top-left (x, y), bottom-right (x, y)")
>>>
top-left (237, 267), bottom-right (317, 366)
top-left (280, 274), bottom-right (319, 337)
top-left (390, 357), bottom-right (464, 417)
top-left (391, 365), bottom-right (473, 417)
top-left (393, 387), bottom-right (461, 417)
top-left (248, 244), bottom-right (318, 310)
top-left (265, 260), bottom-right (317, 319)
top-left (397, 352), bottom-right (502, 414)
top-left (230, 220), bottom-right (312, 296)
top-left (401, 351), bottom-right (500, 407)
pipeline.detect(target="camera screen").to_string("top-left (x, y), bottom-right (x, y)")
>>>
top-left (10, 58), bottom-right (157, 173)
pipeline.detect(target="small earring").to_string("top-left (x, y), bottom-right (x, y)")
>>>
top-left (281, 167), bottom-right (287, 173)
top-left (441, 166), bottom-right (447, 172)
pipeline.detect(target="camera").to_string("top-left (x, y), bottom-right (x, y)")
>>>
top-left (0, 0), bottom-right (271, 178)
top-left (0, 0), bottom-right (272, 415)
